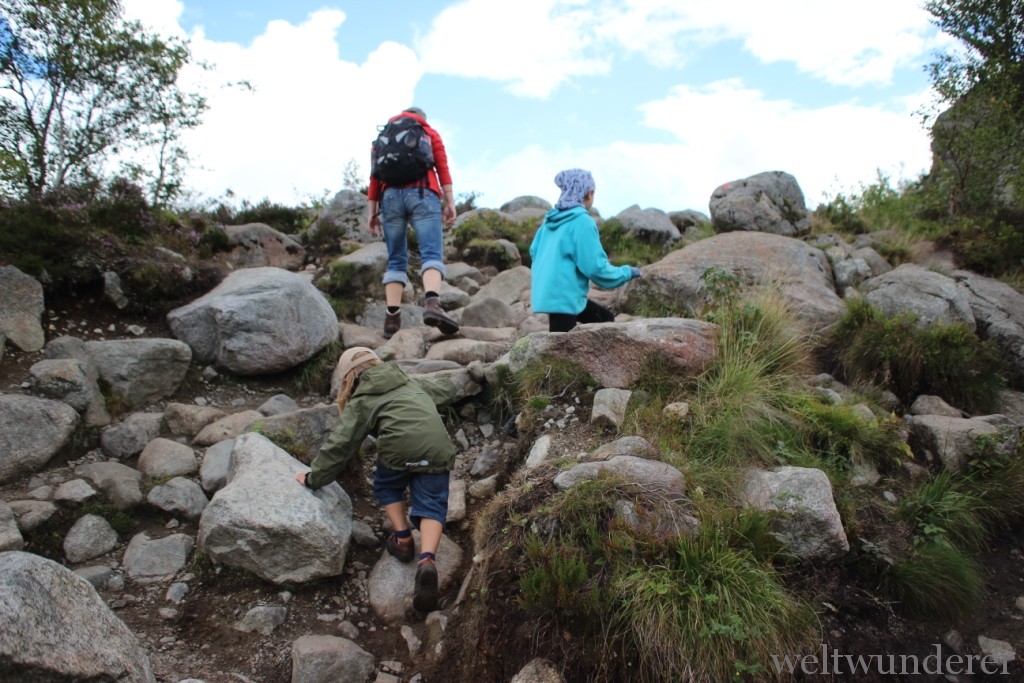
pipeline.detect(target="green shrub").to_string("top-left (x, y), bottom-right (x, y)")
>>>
top-left (228, 197), bottom-right (314, 234)
top-left (624, 293), bottom-right (692, 318)
top-left (514, 356), bottom-right (596, 403)
top-left (0, 196), bottom-right (96, 286)
top-left (682, 283), bottom-right (811, 467)
top-left (450, 210), bottom-right (538, 264)
top-left (87, 177), bottom-right (157, 242)
top-left (828, 299), bottom-right (1006, 413)
top-left (196, 224), bottom-right (231, 256)
top-left (813, 194), bottom-right (868, 234)
top-left (598, 218), bottom-right (676, 267)
top-left (297, 339), bottom-right (344, 396)
top-left (898, 471), bottom-right (990, 552)
top-left (611, 522), bottom-right (814, 683)
top-left (956, 456), bottom-right (1024, 529)
top-left (519, 536), bottom-right (610, 619)
top-left (952, 208), bottom-right (1024, 279)
top-left (880, 542), bottom-right (983, 619)
top-left (798, 399), bottom-right (908, 472)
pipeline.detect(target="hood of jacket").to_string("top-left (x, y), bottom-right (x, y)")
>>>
top-left (542, 205), bottom-right (588, 231)
top-left (353, 362), bottom-right (409, 397)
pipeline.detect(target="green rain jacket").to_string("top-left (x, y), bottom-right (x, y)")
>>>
top-left (306, 362), bottom-right (457, 489)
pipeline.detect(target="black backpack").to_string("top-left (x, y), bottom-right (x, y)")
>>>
top-left (370, 116), bottom-right (435, 186)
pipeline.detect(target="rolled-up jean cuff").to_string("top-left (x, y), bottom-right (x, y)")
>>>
top-left (420, 260), bottom-right (446, 278)
top-left (382, 271), bottom-right (410, 286)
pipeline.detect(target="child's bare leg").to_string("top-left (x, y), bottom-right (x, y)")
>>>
top-left (383, 501), bottom-right (408, 531)
top-left (418, 518), bottom-right (443, 556)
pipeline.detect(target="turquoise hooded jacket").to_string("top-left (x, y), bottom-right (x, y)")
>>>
top-left (529, 206), bottom-right (633, 316)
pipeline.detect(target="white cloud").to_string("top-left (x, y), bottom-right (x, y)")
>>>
top-left (419, 0), bottom-right (941, 94)
top-left (122, 0), bottom-right (187, 38)
top-left (459, 79), bottom-right (933, 216)
top-left (113, 1), bottom-right (937, 217)
top-left (123, 1), bottom-right (422, 206)
top-left (415, 0), bottom-right (611, 98)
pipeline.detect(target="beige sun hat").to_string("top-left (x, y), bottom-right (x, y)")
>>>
top-left (337, 346), bottom-right (380, 379)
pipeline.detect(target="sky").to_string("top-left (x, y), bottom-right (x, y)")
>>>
top-left (121, 0), bottom-right (953, 218)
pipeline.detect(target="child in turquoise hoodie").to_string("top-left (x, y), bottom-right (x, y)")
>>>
top-left (529, 168), bottom-right (642, 332)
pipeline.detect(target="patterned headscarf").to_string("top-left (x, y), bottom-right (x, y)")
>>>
top-left (554, 168), bottom-right (596, 210)
top-left (335, 346), bottom-right (382, 411)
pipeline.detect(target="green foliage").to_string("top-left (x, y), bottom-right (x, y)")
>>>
top-left (512, 476), bottom-right (813, 683)
top-left (951, 208), bottom-right (1024, 276)
top-left (956, 455), bottom-right (1024, 528)
top-left (196, 224), bottom-right (231, 257)
top-left (305, 216), bottom-right (346, 250)
top-left (915, 0), bottom-right (1024, 273)
top-left (461, 238), bottom-right (518, 271)
top-left (230, 198), bottom-right (314, 235)
top-left (297, 339), bottom-right (344, 396)
top-left (480, 363), bottom-right (519, 425)
top-left (514, 356), bottom-right (596, 404)
top-left (798, 399), bottom-right (908, 472)
top-left (683, 283), bottom-right (811, 467)
top-left (455, 191), bottom-right (481, 215)
top-left (611, 523), bottom-right (815, 683)
top-left (814, 174), bottom-right (948, 239)
top-left (597, 218), bottom-right (676, 267)
top-left (0, 0), bottom-right (207, 201)
top-left (249, 423), bottom-right (317, 462)
top-left (519, 537), bottom-right (609, 619)
top-left (898, 471), bottom-right (990, 551)
top-left (880, 541), bottom-right (983, 619)
top-left (625, 293), bottom-right (692, 319)
top-left (828, 298), bottom-right (1006, 413)
top-left (0, 194), bottom-right (94, 281)
top-left (450, 210), bottom-right (538, 265)
top-left (315, 261), bottom-right (369, 319)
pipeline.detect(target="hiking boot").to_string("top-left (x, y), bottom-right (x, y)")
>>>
top-left (422, 296), bottom-right (459, 336)
top-left (383, 311), bottom-right (402, 339)
top-left (413, 559), bottom-right (439, 612)
top-left (386, 532), bottom-right (415, 563)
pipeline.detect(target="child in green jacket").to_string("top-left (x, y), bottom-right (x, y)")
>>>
top-left (294, 346), bottom-right (456, 612)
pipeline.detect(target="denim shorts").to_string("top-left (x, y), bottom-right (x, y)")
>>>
top-left (380, 187), bottom-right (446, 286)
top-left (373, 460), bottom-right (450, 527)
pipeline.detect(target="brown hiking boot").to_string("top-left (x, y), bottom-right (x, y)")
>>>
top-left (413, 558), bottom-right (439, 612)
top-left (422, 296), bottom-right (459, 335)
top-left (383, 311), bottom-right (401, 339)
top-left (386, 532), bottom-right (415, 563)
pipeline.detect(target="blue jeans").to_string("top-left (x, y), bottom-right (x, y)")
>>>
top-left (381, 187), bottom-right (446, 287)
top-left (373, 460), bottom-right (450, 528)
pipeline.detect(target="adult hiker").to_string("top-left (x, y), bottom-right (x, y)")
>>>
top-left (367, 106), bottom-right (460, 339)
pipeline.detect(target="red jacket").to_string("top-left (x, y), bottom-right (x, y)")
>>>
top-left (367, 112), bottom-right (452, 201)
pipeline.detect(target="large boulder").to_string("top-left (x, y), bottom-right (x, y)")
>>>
top-left (0, 551), bottom-right (155, 681)
top-left (709, 171), bottom-right (810, 237)
top-left (613, 205), bottom-right (681, 245)
top-left (167, 267), bottom-right (338, 375)
top-left (624, 231), bottom-right (844, 334)
top-left (954, 269), bottom-right (1024, 381)
top-left (0, 265), bottom-right (45, 351)
top-left (0, 395), bottom-right (79, 484)
top-left (509, 318), bottom-right (718, 389)
top-left (224, 223), bottom-right (305, 270)
top-left (320, 242), bottom-right (389, 302)
top-left (198, 433), bottom-right (353, 584)
top-left (309, 189), bottom-right (371, 244)
top-left (742, 466), bottom-right (849, 561)
top-left (862, 264), bottom-right (975, 330)
top-left (84, 339), bottom-right (192, 409)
